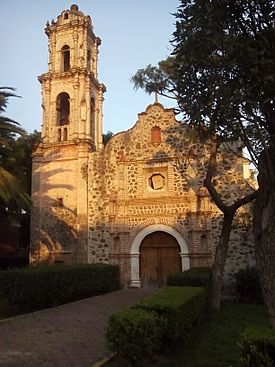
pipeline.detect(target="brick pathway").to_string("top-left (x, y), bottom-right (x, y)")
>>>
top-left (0, 288), bottom-right (157, 367)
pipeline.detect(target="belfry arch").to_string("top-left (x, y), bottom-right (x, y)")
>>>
top-left (56, 92), bottom-right (70, 126)
top-left (130, 224), bottom-right (190, 287)
top-left (61, 45), bottom-right (70, 72)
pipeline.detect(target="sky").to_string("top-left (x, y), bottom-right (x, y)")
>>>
top-left (1, 1), bottom-right (180, 134)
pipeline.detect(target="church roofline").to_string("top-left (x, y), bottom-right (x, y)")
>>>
top-left (138, 102), bottom-right (176, 116)
top-left (103, 102), bottom-right (180, 149)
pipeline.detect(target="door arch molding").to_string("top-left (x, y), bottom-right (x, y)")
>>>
top-left (130, 224), bottom-right (190, 287)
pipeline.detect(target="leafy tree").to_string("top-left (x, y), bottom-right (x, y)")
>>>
top-left (132, 0), bottom-right (275, 327)
top-left (10, 130), bottom-right (41, 196)
top-left (0, 87), bottom-right (25, 135)
top-left (0, 87), bottom-right (29, 210)
top-left (102, 130), bottom-right (114, 145)
top-left (134, 61), bottom-right (257, 314)
top-left (172, 0), bottom-right (275, 327)
top-left (0, 88), bottom-right (40, 255)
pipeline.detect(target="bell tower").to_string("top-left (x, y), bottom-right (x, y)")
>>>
top-left (30, 5), bottom-right (105, 265)
top-left (39, 4), bottom-right (105, 149)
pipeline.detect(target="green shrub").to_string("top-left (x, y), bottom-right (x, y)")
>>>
top-left (239, 326), bottom-right (275, 367)
top-left (134, 286), bottom-right (207, 348)
top-left (235, 267), bottom-right (263, 304)
top-left (107, 308), bottom-right (161, 366)
top-left (167, 267), bottom-right (211, 287)
top-left (0, 264), bottom-right (120, 311)
top-left (0, 268), bottom-right (19, 298)
top-left (106, 287), bottom-right (207, 365)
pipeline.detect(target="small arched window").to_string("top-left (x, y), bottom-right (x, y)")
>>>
top-left (56, 92), bottom-right (70, 125)
top-left (57, 128), bottom-right (61, 142)
top-left (64, 13), bottom-right (69, 20)
top-left (61, 45), bottom-right (70, 72)
top-left (87, 50), bottom-right (91, 70)
top-left (63, 127), bottom-right (68, 141)
top-left (151, 126), bottom-right (161, 143)
top-left (90, 97), bottom-right (95, 127)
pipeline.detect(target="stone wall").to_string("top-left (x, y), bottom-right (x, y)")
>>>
top-left (31, 102), bottom-right (255, 286)
top-left (87, 103), bottom-right (255, 286)
top-left (30, 142), bottom-right (89, 265)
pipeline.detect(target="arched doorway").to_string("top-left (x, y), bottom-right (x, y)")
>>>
top-left (130, 224), bottom-right (190, 287)
top-left (140, 231), bottom-right (181, 287)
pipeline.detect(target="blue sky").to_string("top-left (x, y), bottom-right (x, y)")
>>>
top-left (1, 1), bottom-right (179, 134)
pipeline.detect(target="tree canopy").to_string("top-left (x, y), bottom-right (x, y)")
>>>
top-left (132, 0), bottom-right (275, 325)
top-left (132, 0), bottom-right (275, 167)
top-left (170, 1), bottom-right (275, 325)
top-left (0, 87), bottom-right (30, 211)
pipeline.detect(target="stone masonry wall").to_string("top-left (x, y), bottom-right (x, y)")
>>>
top-left (87, 103), bottom-right (255, 286)
top-left (30, 142), bottom-right (89, 265)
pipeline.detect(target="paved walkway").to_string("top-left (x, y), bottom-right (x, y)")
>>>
top-left (0, 288), bottom-right (157, 367)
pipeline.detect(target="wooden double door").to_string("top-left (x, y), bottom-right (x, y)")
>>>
top-left (140, 231), bottom-right (181, 287)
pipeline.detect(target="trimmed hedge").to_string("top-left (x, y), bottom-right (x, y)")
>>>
top-left (0, 257), bottom-right (28, 269)
top-left (106, 286), bottom-right (207, 365)
top-left (167, 267), bottom-right (211, 287)
top-left (235, 267), bottom-right (263, 304)
top-left (0, 268), bottom-right (19, 298)
top-left (107, 308), bottom-right (161, 366)
top-left (239, 326), bottom-right (275, 367)
top-left (0, 264), bottom-right (120, 311)
top-left (134, 286), bottom-right (207, 346)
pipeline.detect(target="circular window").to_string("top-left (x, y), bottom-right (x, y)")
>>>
top-left (149, 174), bottom-right (165, 190)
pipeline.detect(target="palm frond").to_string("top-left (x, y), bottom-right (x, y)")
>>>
top-left (0, 166), bottom-right (31, 208)
top-left (0, 118), bottom-right (26, 135)
top-left (0, 87), bottom-right (25, 135)
top-left (0, 87), bottom-right (20, 113)
top-left (0, 87), bottom-right (29, 209)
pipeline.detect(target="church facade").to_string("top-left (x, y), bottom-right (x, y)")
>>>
top-left (30, 5), bottom-right (255, 287)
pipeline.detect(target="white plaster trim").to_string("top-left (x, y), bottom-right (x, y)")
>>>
top-left (130, 224), bottom-right (190, 287)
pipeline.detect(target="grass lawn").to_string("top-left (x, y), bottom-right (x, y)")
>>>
top-left (158, 302), bottom-right (269, 367)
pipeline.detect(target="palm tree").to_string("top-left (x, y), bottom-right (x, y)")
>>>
top-left (0, 87), bottom-right (29, 208)
top-left (0, 87), bottom-right (25, 134)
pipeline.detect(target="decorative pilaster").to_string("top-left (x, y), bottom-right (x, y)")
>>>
top-left (130, 252), bottom-right (142, 287)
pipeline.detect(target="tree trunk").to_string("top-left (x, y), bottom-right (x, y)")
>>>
top-left (253, 159), bottom-right (275, 328)
top-left (207, 211), bottom-right (234, 312)
top-left (204, 138), bottom-right (257, 313)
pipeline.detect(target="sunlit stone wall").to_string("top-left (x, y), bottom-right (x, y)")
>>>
top-left (87, 103), bottom-right (255, 286)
